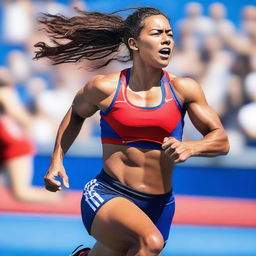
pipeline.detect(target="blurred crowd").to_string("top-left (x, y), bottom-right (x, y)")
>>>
top-left (0, 0), bottom-right (256, 160)
top-left (167, 2), bottom-right (256, 156)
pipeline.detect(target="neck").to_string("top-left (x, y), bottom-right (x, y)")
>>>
top-left (129, 61), bottom-right (163, 91)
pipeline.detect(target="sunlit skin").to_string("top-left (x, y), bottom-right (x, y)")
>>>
top-left (44, 14), bottom-right (229, 256)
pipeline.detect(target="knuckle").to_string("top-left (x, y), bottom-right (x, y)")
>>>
top-left (179, 156), bottom-right (186, 162)
top-left (162, 143), bottom-right (168, 148)
top-left (176, 149), bottom-right (182, 155)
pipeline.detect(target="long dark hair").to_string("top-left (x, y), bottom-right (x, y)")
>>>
top-left (33, 7), bottom-right (168, 69)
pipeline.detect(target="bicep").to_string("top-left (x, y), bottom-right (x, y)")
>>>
top-left (187, 101), bottom-right (223, 136)
top-left (184, 79), bottom-right (224, 136)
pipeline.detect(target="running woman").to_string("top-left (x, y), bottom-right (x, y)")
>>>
top-left (34, 7), bottom-right (229, 256)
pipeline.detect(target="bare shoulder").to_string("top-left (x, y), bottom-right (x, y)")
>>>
top-left (71, 72), bottom-right (121, 117)
top-left (85, 72), bottom-right (120, 96)
top-left (167, 72), bottom-right (205, 104)
top-left (81, 71), bottom-right (120, 106)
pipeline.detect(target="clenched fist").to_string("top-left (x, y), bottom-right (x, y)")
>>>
top-left (162, 137), bottom-right (193, 163)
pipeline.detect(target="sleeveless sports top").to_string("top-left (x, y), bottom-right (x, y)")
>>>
top-left (100, 68), bottom-right (186, 150)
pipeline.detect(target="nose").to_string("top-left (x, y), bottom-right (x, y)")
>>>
top-left (161, 33), bottom-right (171, 45)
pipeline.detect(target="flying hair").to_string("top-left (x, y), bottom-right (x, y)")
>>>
top-left (33, 7), bottom-right (169, 70)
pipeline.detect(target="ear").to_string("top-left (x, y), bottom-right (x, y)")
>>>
top-left (128, 38), bottom-right (139, 51)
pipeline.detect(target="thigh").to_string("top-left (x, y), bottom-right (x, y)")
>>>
top-left (143, 196), bottom-right (175, 243)
top-left (90, 197), bottom-right (163, 254)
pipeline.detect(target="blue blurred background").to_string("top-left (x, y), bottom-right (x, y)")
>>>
top-left (0, 0), bottom-right (256, 255)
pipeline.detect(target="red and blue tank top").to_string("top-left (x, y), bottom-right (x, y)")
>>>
top-left (100, 68), bottom-right (186, 150)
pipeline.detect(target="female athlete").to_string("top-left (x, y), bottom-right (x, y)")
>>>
top-left (34, 7), bottom-right (229, 256)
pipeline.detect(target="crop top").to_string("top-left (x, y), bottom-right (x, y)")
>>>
top-left (100, 68), bottom-right (186, 150)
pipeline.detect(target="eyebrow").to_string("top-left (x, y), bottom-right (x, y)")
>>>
top-left (150, 29), bottom-right (173, 33)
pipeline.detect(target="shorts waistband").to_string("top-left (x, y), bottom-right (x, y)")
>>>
top-left (97, 169), bottom-right (173, 201)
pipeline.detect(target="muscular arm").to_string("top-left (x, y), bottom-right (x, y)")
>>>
top-left (51, 73), bottom-right (115, 160)
top-left (45, 77), bottom-right (101, 191)
top-left (163, 77), bottom-right (229, 162)
top-left (185, 78), bottom-right (229, 156)
top-left (52, 89), bottom-right (98, 160)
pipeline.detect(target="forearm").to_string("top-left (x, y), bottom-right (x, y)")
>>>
top-left (51, 107), bottom-right (85, 161)
top-left (189, 128), bottom-right (230, 157)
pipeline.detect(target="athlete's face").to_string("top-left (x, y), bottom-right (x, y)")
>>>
top-left (130, 15), bottom-right (174, 68)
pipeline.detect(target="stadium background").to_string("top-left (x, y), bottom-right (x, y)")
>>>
top-left (0, 0), bottom-right (256, 255)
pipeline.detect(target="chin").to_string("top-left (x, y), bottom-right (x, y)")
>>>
top-left (155, 61), bottom-right (170, 69)
top-left (143, 57), bottom-right (170, 69)
top-left (156, 57), bottom-right (171, 68)
top-left (148, 63), bottom-right (168, 70)
top-left (160, 62), bottom-right (169, 68)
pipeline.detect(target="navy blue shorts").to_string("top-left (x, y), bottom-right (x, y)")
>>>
top-left (80, 169), bottom-right (175, 243)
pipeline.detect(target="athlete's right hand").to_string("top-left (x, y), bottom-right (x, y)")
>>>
top-left (44, 162), bottom-right (69, 192)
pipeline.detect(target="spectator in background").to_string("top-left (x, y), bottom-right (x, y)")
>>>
top-left (25, 76), bottom-right (57, 150)
top-left (199, 34), bottom-right (233, 117)
top-left (7, 50), bottom-right (31, 84)
top-left (69, 0), bottom-right (88, 15)
top-left (30, 63), bottom-right (101, 153)
top-left (2, 0), bottom-right (33, 46)
top-left (0, 67), bottom-right (62, 203)
top-left (238, 54), bottom-right (256, 144)
top-left (240, 5), bottom-right (256, 38)
top-left (34, 0), bottom-right (69, 17)
top-left (176, 2), bottom-right (214, 47)
top-left (208, 2), bottom-right (235, 36)
top-left (224, 55), bottom-right (250, 131)
top-left (167, 30), bottom-right (203, 80)
top-left (220, 5), bottom-right (256, 55)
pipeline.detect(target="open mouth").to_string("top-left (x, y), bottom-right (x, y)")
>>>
top-left (159, 48), bottom-right (171, 57)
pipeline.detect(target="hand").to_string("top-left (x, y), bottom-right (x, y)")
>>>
top-left (162, 137), bottom-right (193, 163)
top-left (44, 162), bottom-right (69, 192)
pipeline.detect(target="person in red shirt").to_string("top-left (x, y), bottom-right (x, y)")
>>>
top-left (0, 67), bottom-right (62, 203)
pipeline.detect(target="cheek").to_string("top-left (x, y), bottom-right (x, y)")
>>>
top-left (139, 40), bottom-right (159, 57)
top-left (141, 45), bottom-right (151, 53)
top-left (139, 36), bottom-right (159, 50)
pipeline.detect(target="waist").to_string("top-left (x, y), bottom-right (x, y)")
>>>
top-left (97, 169), bottom-right (173, 201)
top-left (102, 138), bottom-right (163, 150)
top-left (102, 143), bottom-right (174, 194)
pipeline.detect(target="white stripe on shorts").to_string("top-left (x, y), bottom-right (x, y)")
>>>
top-left (84, 179), bottom-right (105, 212)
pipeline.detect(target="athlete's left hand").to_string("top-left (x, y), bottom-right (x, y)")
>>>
top-left (162, 137), bottom-right (193, 163)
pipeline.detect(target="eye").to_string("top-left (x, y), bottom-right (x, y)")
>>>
top-left (150, 30), bottom-right (162, 35)
top-left (151, 32), bottom-right (160, 36)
